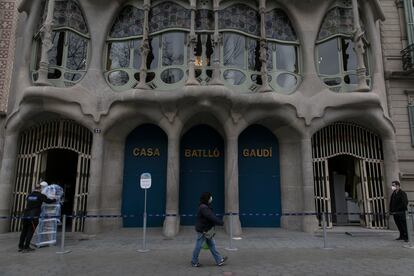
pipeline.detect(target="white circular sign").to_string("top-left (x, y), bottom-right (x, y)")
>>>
top-left (140, 173), bottom-right (152, 189)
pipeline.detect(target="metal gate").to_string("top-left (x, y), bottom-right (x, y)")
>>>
top-left (311, 122), bottom-right (386, 228)
top-left (10, 120), bottom-right (92, 232)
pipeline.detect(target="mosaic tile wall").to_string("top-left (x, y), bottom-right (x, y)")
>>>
top-left (0, 0), bottom-right (17, 113)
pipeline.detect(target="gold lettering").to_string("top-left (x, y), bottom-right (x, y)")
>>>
top-left (185, 149), bottom-right (191, 157)
top-left (192, 150), bottom-right (198, 157)
top-left (243, 149), bottom-right (249, 157)
top-left (250, 149), bottom-right (256, 157)
top-left (213, 148), bottom-right (220, 158)
top-left (147, 148), bottom-right (153, 157)
top-left (133, 148), bottom-right (140, 156)
top-left (154, 148), bottom-right (160, 157)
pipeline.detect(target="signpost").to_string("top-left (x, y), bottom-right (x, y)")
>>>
top-left (138, 173), bottom-right (151, 253)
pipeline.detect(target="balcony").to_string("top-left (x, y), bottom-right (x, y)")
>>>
top-left (401, 44), bottom-right (414, 72)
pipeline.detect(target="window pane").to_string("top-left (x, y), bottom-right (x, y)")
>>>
top-left (248, 39), bottom-right (261, 72)
top-left (161, 68), bottom-right (184, 84)
top-left (107, 42), bottom-right (130, 70)
top-left (48, 31), bottom-right (65, 67)
top-left (162, 32), bottom-right (185, 66)
top-left (132, 39), bottom-right (142, 70)
top-left (66, 32), bottom-right (88, 71)
top-left (317, 39), bottom-right (340, 75)
top-left (108, 70), bottom-right (129, 86)
top-left (223, 33), bottom-right (245, 68)
top-left (277, 73), bottom-right (297, 90)
top-left (342, 38), bottom-right (357, 72)
top-left (276, 44), bottom-right (297, 73)
top-left (223, 69), bottom-right (246, 85)
top-left (148, 36), bottom-right (159, 70)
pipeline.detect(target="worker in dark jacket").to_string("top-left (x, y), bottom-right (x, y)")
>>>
top-left (191, 192), bottom-right (227, 267)
top-left (18, 184), bottom-right (56, 252)
top-left (389, 180), bottom-right (409, 242)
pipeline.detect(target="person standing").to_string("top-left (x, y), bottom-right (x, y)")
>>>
top-left (18, 183), bottom-right (56, 252)
top-left (191, 192), bottom-right (227, 267)
top-left (389, 180), bottom-right (409, 242)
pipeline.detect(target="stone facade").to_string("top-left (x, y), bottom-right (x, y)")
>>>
top-left (0, 0), bottom-right (402, 236)
top-left (380, 0), bottom-right (414, 200)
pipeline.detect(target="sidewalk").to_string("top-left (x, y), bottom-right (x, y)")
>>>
top-left (1, 227), bottom-right (414, 276)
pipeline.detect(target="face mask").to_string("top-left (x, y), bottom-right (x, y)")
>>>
top-left (208, 196), bottom-right (213, 204)
top-left (391, 186), bottom-right (396, 191)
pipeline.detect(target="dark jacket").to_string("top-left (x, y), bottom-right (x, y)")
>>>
top-left (195, 204), bottom-right (223, 233)
top-left (390, 189), bottom-right (408, 213)
top-left (23, 191), bottom-right (56, 218)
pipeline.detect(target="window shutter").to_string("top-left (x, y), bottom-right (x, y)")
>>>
top-left (404, 0), bottom-right (414, 45)
top-left (409, 104), bottom-right (414, 146)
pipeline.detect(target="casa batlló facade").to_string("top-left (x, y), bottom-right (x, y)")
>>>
top-left (0, 0), bottom-right (408, 237)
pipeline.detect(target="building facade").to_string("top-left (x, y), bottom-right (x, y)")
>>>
top-left (0, 0), bottom-right (401, 237)
top-left (380, 0), bottom-right (414, 201)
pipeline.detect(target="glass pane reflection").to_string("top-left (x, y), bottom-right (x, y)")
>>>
top-left (67, 32), bottom-right (87, 71)
top-left (108, 70), bottom-right (129, 86)
top-left (223, 33), bottom-right (245, 68)
top-left (161, 68), bottom-right (184, 84)
top-left (277, 73), bottom-right (297, 90)
top-left (276, 44), bottom-right (297, 73)
top-left (162, 32), bottom-right (185, 66)
top-left (317, 39), bottom-right (340, 75)
top-left (107, 42), bottom-right (130, 70)
top-left (223, 70), bottom-right (246, 85)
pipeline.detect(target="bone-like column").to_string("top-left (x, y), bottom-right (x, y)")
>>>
top-left (258, 0), bottom-right (272, 93)
top-left (209, 0), bottom-right (223, 85)
top-left (136, 0), bottom-right (151, 89)
top-left (186, 0), bottom-right (200, 86)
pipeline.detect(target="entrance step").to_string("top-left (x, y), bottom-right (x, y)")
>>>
top-left (314, 226), bottom-right (398, 237)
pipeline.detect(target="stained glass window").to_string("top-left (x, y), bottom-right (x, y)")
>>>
top-left (53, 0), bottom-right (88, 34)
top-left (109, 6), bottom-right (144, 38)
top-left (265, 9), bottom-right (297, 41)
top-left (317, 7), bottom-right (354, 41)
top-left (149, 2), bottom-right (191, 33)
top-left (196, 9), bottom-right (215, 31)
top-left (219, 4), bottom-right (260, 36)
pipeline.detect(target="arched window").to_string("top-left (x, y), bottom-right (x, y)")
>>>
top-left (105, 5), bottom-right (145, 89)
top-left (105, 1), bottom-right (190, 91)
top-left (265, 8), bottom-right (300, 94)
top-left (148, 1), bottom-right (190, 88)
top-left (316, 3), bottom-right (371, 92)
top-left (219, 2), bottom-right (300, 94)
top-left (219, 3), bottom-right (261, 90)
top-left (31, 0), bottom-right (89, 87)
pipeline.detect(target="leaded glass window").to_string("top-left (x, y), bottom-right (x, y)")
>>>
top-left (219, 4), bottom-right (260, 36)
top-left (109, 6), bottom-right (144, 38)
top-left (149, 2), bottom-right (191, 33)
top-left (316, 5), bottom-right (371, 92)
top-left (31, 0), bottom-right (89, 87)
top-left (265, 9), bottom-right (297, 41)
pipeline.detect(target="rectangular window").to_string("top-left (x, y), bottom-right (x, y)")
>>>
top-left (409, 104), bottom-right (414, 146)
top-left (404, 0), bottom-right (414, 45)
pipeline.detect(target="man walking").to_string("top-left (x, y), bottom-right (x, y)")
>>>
top-left (18, 183), bottom-right (56, 252)
top-left (389, 180), bottom-right (409, 242)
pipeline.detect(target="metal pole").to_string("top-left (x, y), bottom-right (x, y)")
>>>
top-left (225, 213), bottom-right (238, 251)
top-left (404, 210), bottom-right (414, 249)
top-left (56, 215), bottom-right (71, 254)
top-left (322, 212), bottom-right (332, 250)
top-left (138, 189), bottom-right (149, 252)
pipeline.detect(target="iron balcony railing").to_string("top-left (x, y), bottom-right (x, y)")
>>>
top-left (402, 44), bottom-right (414, 71)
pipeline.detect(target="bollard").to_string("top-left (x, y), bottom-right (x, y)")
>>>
top-left (138, 189), bottom-right (149, 253)
top-left (56, 215), bottom-right (71, 254)
top-left (404, 210), bottom-right (414, 249)
top-left (225, 213), bottom-right (238, 251)
top-left (322, 212), bottom-right (332, 250)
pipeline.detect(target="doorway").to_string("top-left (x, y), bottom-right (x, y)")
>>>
top-left (43, 149), bottom-right (78, 231)
top-left (328, 155), bottom-right (362, 226)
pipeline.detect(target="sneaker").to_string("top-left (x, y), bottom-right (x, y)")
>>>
top-left (217, 256), bottom-right (228, 266)
top-left (191, 262), bottom-right (201, 267)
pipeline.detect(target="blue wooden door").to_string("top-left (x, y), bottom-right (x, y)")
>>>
top-left (122, 124), bottom-right (167, 227)
top-left (180, 125), bottom-right (224, 225)
top-left (238, 125), bottom-right (281, 227)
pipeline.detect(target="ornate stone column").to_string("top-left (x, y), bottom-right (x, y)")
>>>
top-left (136, 0), bottom-right (151, 89)
top-left (258, 0), bottom-right (272, 93)
top-left (163, 136), bottom-right (180, 237)
top-left (84, 129), bottom-right (105, 233)
top-left (186, 0), bottom-right (200, 86)
top-left (224, 136), bottom-right (242, 236)
top-left (352, 0), bottom-right (370, 92)
top-left (0, 132), bottom-right (19, 233)
top-left (209, 0), bottom-right (223, 85)
top-left (301, 137), bottom-right (318, 233)
top-left (34, 0), bottom-right (55, 86)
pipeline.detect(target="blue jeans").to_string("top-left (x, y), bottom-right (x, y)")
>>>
top-left (191, 232), bottom-right (223, 265)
